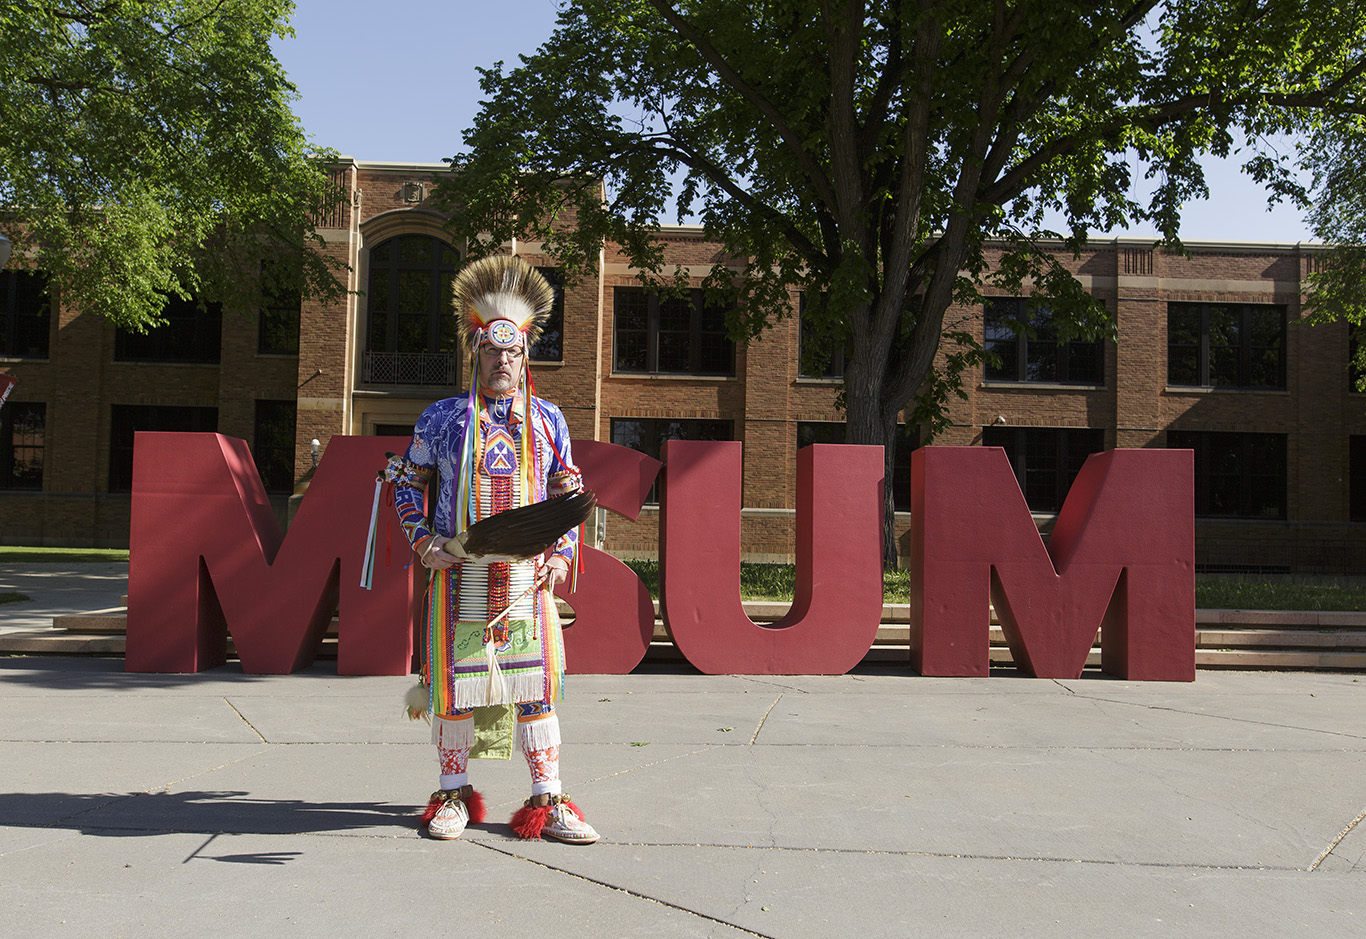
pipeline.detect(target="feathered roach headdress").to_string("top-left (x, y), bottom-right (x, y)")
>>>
top-left (451, 255), bottom-right (555, 355)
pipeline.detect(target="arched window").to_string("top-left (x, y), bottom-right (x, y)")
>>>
top-left (362, 234), bottom-right (461, 385)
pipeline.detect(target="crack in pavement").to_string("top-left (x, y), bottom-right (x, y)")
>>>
top-left (1063, 692), bottom-right (1366, 743)
top-left (750, 692), bottom-right (784, 745)
top-left (223, 696), bottom-right (268, 743)
top-left (471, 839), bottom-right (780, 938)
top-left (1310, 804), bottom-right (1366, 872)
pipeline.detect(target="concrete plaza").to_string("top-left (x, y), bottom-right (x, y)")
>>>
top-left (0, 563), bottom-right (1363, 937)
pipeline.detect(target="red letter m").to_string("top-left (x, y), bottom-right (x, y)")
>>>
top-left (126, 433), bottom-right (417, 674)
top-left (908, 447), bottom-right (1194, 680)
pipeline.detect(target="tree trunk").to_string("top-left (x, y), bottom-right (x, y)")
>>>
top-left (841, 355), bottom-right (900, 570)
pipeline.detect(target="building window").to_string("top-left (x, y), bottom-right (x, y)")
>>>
top-left (1167, 302), bottom-right (1285, 389)
top-left (1167, 430), bottom-right (1287, 519)
top-left (1, 402), bottom-right (44, 490)
top-left (982, 426), bottom-right (1107, 513)
top-left (0, 270), bottom-right (52, 359)
top-left (373, 422), bottom-right (416, 440)
top-left (613, 287), bottom-right (734, 376)
top-left (610, 417), bottom-right (733, 502)
top-left (798, 292), bottom-right (845, 379)
top-left (363, 235), bottom-right (460, 385)
top-left (984, 298), bottom-right (1104, 385)
top-left (797, 421), bottom-right (916, 511)
top-left (530, 267), bottom-right (564, 362)
top-left (258, 260), bottom-right (301, 355)
top-left (108, 404), bottom-right (218, 493)
top-left (1351, 436), bottom-right (1366, 523)
top-left (253, 400), bottom-right (296, 494)
top-left (114, 295), bottom-right (222, 364)
top-left (1350, 328), bottom-right (1363, 393)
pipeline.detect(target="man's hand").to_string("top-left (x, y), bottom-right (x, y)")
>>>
top-left (420, 536), bottom-right (459, 570)
top-left (545, 554), bottom-right (570, 589)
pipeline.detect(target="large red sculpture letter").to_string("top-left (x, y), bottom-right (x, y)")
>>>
top-left (554, 440), bottom-right (661, 673)
top-left (908, 447), bottom-right (1194, 680)
top-left (126, 433), bottom-right (416, 674)
top-left (659, 441), bottom-right (884, 674)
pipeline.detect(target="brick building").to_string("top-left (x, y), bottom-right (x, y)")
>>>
top-left (2, 159), bottom-right (1363, 573)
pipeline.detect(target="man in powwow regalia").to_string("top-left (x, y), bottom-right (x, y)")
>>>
top-left (384, 255), bottom-right (599, 844)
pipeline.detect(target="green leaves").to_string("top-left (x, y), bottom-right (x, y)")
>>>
top-left (440, 0), bottom-right (1366, 541)
top-left (0, 0), bottom-right (346, 330)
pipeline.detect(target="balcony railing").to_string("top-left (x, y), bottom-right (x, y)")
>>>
top-left (362, 351), bottom-right (458, 386)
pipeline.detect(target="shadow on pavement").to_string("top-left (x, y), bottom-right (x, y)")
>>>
top-left (0, 789), bottom-right (417, 839)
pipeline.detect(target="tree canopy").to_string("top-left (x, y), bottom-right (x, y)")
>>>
top-left (0, 0), bottom-right (345, 330)
top-left (440, 0), bottom-right (1366, 562)
top-left (1302, 117), bottom-right (1366, 391)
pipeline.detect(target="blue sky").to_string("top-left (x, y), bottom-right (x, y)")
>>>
top-left (273, 0), bottom-right (1314, 243)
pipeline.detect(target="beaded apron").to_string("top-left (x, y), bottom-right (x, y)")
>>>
top-left (426, 421), bottom-right (565, 716)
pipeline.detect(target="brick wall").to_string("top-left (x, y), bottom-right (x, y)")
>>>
top-left (3, 162), bottom-right (1362, 572)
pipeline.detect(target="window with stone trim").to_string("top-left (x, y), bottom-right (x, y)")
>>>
top-left (530, 266), bottom-right (564, 362)
top-left (253, 400), bottom-right (297, 494)
top-left (610, 417), bottom-right (733, 502)
top-left (1167, 430), bottom-right (1287, 519)
top-left (1351, 435), bottom-right (1366, 523)
top-left (258, 259), bottom-right (302, 355)
top-left (1167, 302), bottom-right (1286, 389)
top-left (612, 287), bottom-right (734, 376)
top-left (114, 294), bottom-right (222, 364)
top-left (0, 270), bottom-right (52, 359)
top-left (1, 401), bottom-right (44, 490)
top-left (984, 297), bottom-right (1104, 385)
top-left (363, 235), bottom-right (460, 385)
top-left (108, 404), bottom-right (218, 493)
top-left (797, 292), bottom-right (845, 379)
top-left (372, 422), bottom-right (416, 439)
top-left (1350, 327), bottom-right (1364, 393)
top-left (982, 426), bottom-right (1106, 513)
top-left (796, 421), bottom-right (916, 511)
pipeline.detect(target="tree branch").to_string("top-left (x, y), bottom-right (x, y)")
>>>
top-left (645, 0), bottom-right (840, 214)
top-left (626, 132), bottom-right (827, 269)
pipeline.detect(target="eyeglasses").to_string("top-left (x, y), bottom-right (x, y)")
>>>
top-left (479, 345), bottom-right (524, 360)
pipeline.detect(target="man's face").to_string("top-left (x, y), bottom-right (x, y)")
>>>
top-left (477, 341), bottom-right (524, 395)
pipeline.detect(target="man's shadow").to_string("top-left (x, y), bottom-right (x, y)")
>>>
top-left (0, 789), bottom-right (429, 864)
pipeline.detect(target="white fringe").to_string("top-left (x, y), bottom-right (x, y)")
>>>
top-left (433, 714), bottom-right (474, 749)
top-left (518, 712), bottom-right (561, 752)
top-left (446, 672), bottom-right (547, 711)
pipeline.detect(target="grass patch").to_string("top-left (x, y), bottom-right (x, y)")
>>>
top-left (0, 547), bottom-right (129, 563)
top-left (0, 591), bottom-right (30, 604)
top-left (624, 560), bottom-right (1363, 610)
top-left (622, 560), bottom-right (912, 603)
top-left (1195, 578), bottom-right (1366, 612)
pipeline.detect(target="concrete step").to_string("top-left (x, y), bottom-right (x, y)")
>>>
top-left (7, 607), bottom-right (1364, 671)
top-left (1197, 628), bottom-right (1366, 650)
top-left (1195, 649), bottom-right (1366, 670)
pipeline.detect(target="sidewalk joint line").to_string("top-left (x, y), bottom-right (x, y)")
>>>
top-left (1065, 693), bottom-right (1366, 742)
top-left (470, 840), bottom-right (780, 939)
top-left (598, 840), bottom-right (1309, 871)
top-left (579, 746), bottom-right (719, 789)
top-left (1309, 804), bottom-right (1366, 871)
top-left (750, 692), bottom-right (783, 745)
top-left (223, 696), bottom-right (268, 743)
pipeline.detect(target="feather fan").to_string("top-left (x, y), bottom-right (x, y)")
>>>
top-left (451, 490), bottom-right (597, 560)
